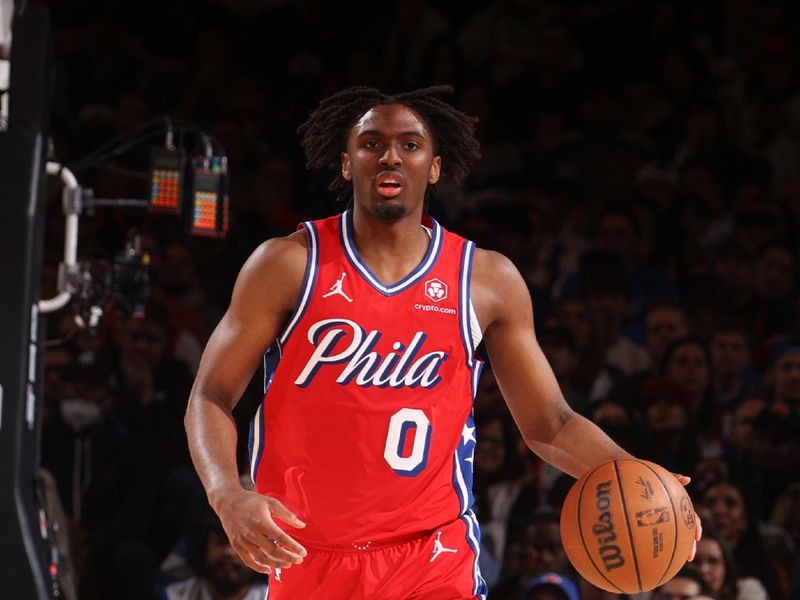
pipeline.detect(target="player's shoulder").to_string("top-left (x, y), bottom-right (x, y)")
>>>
top-left (244, 229), bottom-right (308, 277)
top-left (471, 247), bottom-right (531, 327)
top-left (232, 230), bottom-right (309, 313)
top-left (471, 247), bottom-right (524, 288)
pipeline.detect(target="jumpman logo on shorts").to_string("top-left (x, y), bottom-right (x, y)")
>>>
top-left (322, 272), bottom-right (353, 303)
top-left (430, 531), bottom-right (458, 562)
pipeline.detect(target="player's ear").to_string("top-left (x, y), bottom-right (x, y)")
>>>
top-left (429, 156), bottom-right (441, 184)
top-left (341, 153), bottom-right (352, 181)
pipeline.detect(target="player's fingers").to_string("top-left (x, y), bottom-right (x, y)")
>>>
top-left (688, 539), bottom-right (697, 562)
top-left (695, 511), bottom-right (703, 542)
top-left (230, 542), bottom-right (272, 574)
top-left (267, 498), bottom-right (307, 529)
top-left (242, 537), bottom-right (295, 570)
top-left (262, 535), bottom-right (304, 565)
top-left (258, 527), bottom-right (306, 564)
top-left (673, 473), bottom-right (691, 486)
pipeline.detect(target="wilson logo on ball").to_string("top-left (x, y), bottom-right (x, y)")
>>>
top-left (593, 481), bottom-right (626, 572)
top-left (424, 278), bottom-right (448, 303)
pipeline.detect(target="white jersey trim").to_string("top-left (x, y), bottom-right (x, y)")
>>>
top-left (278, 221), bottom-right (319, 346)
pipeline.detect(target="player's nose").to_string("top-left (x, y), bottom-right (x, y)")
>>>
top-left (379, 144), bottom-right (402, 166)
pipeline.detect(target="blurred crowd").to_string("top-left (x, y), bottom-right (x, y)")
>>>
top-left (36, 0), bottom-right (800, 598)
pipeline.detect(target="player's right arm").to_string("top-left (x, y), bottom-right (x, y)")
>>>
top-left (184, 230), bottom-right (309, 573)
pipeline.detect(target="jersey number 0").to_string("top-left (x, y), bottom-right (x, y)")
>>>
top-left (383, 408), bottom-right (432, 477)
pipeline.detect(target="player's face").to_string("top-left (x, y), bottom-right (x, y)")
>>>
top-left (342, 103), bottom-right (441, 221)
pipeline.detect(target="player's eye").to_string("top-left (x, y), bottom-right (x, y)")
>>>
top-left (364, 140), bottom-right (379, 149)
top-left (404, 142), bottom-right (419, 151)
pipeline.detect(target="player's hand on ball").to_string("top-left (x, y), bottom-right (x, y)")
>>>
top-left (215, 488), bottom-right (308, 573)
top-left (673, 474), bottom-right (703, 562)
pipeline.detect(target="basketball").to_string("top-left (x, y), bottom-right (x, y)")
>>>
top-left (560, 459), bottom-right (696, 594)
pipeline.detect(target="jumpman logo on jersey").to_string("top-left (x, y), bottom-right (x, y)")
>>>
top-left (429, 531), bottom-right (458, 562)
top-left (322, 272), bottom-right (353, 303)
top-left (273, 567), bottom-right (281, 582)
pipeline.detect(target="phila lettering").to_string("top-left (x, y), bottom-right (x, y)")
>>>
top-left (294, 318), bottom-right (448, 389)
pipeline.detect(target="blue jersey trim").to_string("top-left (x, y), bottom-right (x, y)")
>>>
top-left (460, 509), bottom-right (488, 598)
top-left (277, 221), bottom-right (319, 346)
top-left (339, 209), bottom-right (443, 296)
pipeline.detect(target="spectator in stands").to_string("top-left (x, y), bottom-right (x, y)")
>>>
top-left (662, 337), bottom-right (713, 425)
top-left (41, 365), bottom-right (157, 600)
top-left (523, 572), bottom-right (580, 600)
top-left (101, 300), bottom-right (201, 562)
top-left (709, 326), bottom-right (756, 407)
top-left (652, 566), bottom-right (711, 600)
top-left (710, 239), bottom-right (755, 313)
top-left (588, 398), bottom-right (641, 456)
top-left (768, 344), bottom-right (800, 410)
top-left (645, 302), bottom-right (691, 367)
top-left (580, 251), bottom-right (652, 376)
top-left (473, 409), bottom-right (537, 569)
top-left (162, 509), bottom-right (267, 600)
top-left (638, 377), bottom-right (699, 475)
top-left (554, 296), bottom-right (606, 399)
top-left (701, 482), bottom-right (785, 598)
top-left (692, 530), bottom-right (768, 600)
top-left (538, 325), bottom-right (587, 414)
top-left (492, 508), bottom-right (574, 600)
top-left (751, 242), bottom-right (797, 340)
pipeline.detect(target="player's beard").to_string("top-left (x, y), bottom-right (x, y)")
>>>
top-left (372, 201), bottom-right (407, 221)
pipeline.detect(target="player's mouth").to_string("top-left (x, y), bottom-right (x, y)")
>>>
top-left (375, 171), bottom-right (405, 198)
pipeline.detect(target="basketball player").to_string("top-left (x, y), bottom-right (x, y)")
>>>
top-left (184, 86), bottom-right (700, 599)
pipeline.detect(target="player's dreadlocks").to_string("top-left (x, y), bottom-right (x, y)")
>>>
top-left (298, 85), bottom-right (481, 203)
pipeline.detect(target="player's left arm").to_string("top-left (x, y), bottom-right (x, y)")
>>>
top-left (473, 248), bottom-right (631, 477)
top-left (472, 249), bottom-right (702, 554)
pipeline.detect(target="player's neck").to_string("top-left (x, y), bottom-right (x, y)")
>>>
top-left (350, 207), bottom-right (431, 285)
top-left (351, 205), bottom-right (426, 248)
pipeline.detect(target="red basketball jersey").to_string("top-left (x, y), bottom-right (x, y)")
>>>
top-left (249, 210), bottom-right (484, 575)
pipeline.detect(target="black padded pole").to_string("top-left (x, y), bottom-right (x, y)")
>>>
top-left (0, 4), bottom-right (55, 598)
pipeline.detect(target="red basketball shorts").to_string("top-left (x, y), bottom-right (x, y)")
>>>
top-left (265, 517), bottom-right (486, 599)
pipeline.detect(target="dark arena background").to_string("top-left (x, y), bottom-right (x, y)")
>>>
top-left (1, 1), bottom-right (799, 598)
